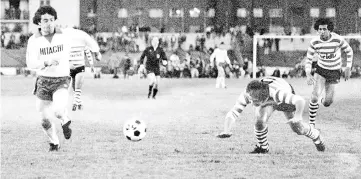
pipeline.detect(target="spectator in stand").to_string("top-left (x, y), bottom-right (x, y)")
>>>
top-left (108, 48), bottom-right (121, 79)
top-left (272, 68), bottom-right (281, 77)
top-left (282, 71), bottom-right (289, 78)
top-left (121, 50), bottom-right (132, 79)
top-left (1, 32), bottom-right (5, 48)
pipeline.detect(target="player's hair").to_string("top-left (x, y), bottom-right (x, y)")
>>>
top-left (246, 80), bottom-right (269, 102)
top-left (32, 6), bottom-right (58, 25)
top-left (313, 18), bottom-right (334, 32)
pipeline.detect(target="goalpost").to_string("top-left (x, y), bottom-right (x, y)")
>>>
top-left (252, 35), bottom-right (361, 79)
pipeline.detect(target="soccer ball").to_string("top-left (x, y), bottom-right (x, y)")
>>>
top-left (123, 119), bottom-right (147, 141)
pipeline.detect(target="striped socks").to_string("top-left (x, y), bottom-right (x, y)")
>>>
top-left (255, 127), bottom-right (269, 150)
top-left (309, 101), bottom-right (319, 126)
top-left (305, 124), bottom-right (321, 144)
top-left (74, 89), bottom-right (82, 105)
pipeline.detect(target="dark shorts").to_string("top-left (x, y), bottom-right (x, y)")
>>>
top-left (70, 66), bottom-right (85, 79)
top-left (33, 76), bottom-right (71, 101)
top-left (275, 84), bottom-right (296, 112)
top-left (146, 68), bottom-right (160, 76)
top-left (315, 64), bottom-right (341, 84)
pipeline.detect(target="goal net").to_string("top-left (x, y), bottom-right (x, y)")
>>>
top-left (251, 35), bottom-right (361, 79)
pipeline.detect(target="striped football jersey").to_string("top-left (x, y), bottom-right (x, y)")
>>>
top-left (306, 32), bottom-right (353, 71)
top-left (227, 77), bottom-right (298, 120)
top-left (63, 28), bottom-right (100, 68)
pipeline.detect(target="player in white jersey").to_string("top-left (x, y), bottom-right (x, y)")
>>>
top-left (217, 77), bottom-right (325, 153)
top-left (210, 42), bottom-right (231, 88)
top-left (305, 18), bottom-right (353, 127)
top-left (26, 6), bottom-right (72, 151)
top-left (64, 28), bottom-right (101, 111)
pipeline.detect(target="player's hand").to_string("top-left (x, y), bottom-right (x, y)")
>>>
top-left (306, 74), bottom-right (315, 85)
top-left (344, 67), bottom-right (351, 81)
top-left (91, 67), bottom-right (95, 73)
top-left (217, 132), bottom-right (232, 138)
top-left (45, 59), bottom-right (59, 67)
top-left (95, 52), bottom-right (102, 61)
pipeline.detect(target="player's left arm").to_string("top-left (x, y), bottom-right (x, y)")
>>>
top-left (340, 37), bottom-right (353, 80)
top-left (225, 50), bottom-right (231, 65)
top-left (160, 48), bottom-right (168, 66)
top-left (79, 30), bottom-right (101, 62)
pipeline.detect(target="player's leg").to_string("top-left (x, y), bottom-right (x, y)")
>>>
top-left (251, 105), bottom-right (274, 154)
top-left (323, 82), bottom-right (336, 107)
top-left (152, 75), bottom-right (161, 99)
top-left (309, 73), bottom-right (325, 127)
top-left (69, 68), bottom-right (76, 91)
top-left (216, 65), bottom-right (224, 88)
top-left (73, 69), bottom-right (85, 110)
top-left (113, 67), bottom-right (119, 78)
top-left (284, 111), bottom-right (325, 151)
top-left (53, 87), bottom-right (72, 140)
top-left (36, 99), bottom-right (61, 151)
top-left (147, 72), bottom-right (156, 98)
top-left (220, 66), bottom-right (227, 88)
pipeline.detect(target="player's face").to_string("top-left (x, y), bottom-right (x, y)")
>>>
top-left (151, 38), bottom-right (159, 48)
top-left (39, 13), bottom-right (55, 35)
top-left (318, 25), bottom-right (330, 40)
top-left (249, 90), bottom-right (268, 107)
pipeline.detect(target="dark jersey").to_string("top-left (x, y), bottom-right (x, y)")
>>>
top-left (139, 46), bottom-right (167, 71)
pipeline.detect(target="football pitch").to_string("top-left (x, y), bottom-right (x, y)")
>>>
top-left (1, 76), bottom-right (361, 179)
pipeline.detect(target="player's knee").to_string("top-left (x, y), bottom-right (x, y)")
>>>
top-left (41, 118), bottom-right (51, 130)
top-left (54, 110), bottom-right (64, 119)
top-left (323, 100), bottom-right (333, 107)
top-left (254, 121), bottom-right (266, 130)
top-left (290, 122), bottom-right (306, 135)
top-left (310, 97), bottom-right (318, 103)
top-left (310, 94), bottom-right (320, 103)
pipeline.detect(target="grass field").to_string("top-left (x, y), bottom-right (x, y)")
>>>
top-left (1, 76), bottom-right (361, 179)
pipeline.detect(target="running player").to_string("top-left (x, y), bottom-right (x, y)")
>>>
top-left (305, 18), bottom-right (353, 127)
top-left (26, 6), bottom-right (72, 151)
top-left (64, 27), bottom-right (101, 111)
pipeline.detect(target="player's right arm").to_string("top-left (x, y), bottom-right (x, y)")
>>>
top-left (26, 36), bottom-right (46, 70)
top-left (139, 47), bottom-right (148, 64)
top-left (305, 40), bottom-right (316, 85)
top-left (209, 49), bottom-right (216, 67)
top-left (139, 47), bottom-right (148, 70)
top-left (217, 91), bottom-right (250, 138)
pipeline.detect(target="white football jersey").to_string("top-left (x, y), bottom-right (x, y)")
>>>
top-left (26, 29), bottom-right (71, 77)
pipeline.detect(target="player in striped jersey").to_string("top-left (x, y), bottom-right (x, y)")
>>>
top-left (217, 77), bottom-right (325, 153)
top-left (305, 18), bottom-right (353, 127)
top-left (64, 28), bottom-right (101, 111)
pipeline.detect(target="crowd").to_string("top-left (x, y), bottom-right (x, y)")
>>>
top-left (2, 24), bottom-right (361, 79)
